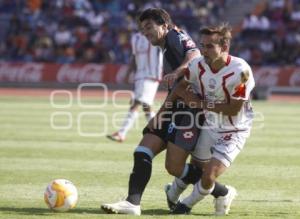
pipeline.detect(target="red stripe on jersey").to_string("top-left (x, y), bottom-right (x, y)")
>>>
top-left (222, 71), bottom-right (238, 130)
top-left (183, 68), bottom-right (190, 79)
top-left (222, 72), bottom-right (234, 103)
top-left (225, 55), bottom-right (231, 66)
top-left (198, 62), bottom-right (205, 98)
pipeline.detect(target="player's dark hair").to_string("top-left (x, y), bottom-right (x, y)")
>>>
top-left (139, 8), bottom-right (174, 29)
top-left (200, 23), bottom-right (232, 47)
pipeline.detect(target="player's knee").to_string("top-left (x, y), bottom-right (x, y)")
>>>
top-left (201, 171), bottom-right (216, 189)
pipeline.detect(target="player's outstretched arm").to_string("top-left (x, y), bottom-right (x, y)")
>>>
top-left (163, 49), bottom-right (201, 85)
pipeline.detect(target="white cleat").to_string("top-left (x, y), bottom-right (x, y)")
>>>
top-left (101, 200), bottom-right (141, 215)
top-left (164, 183), bottom-right (177, 210)
top-left (214, 185), bottom-right (237, 216)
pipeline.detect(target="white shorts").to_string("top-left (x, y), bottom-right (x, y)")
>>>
top-left (191, 128), bottom-right (248, 167)
top-left (134, 79), bottom-right (159, 106)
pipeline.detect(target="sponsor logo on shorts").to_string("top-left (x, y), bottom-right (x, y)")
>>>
top-left (183, 131), bottom-right (194, 139)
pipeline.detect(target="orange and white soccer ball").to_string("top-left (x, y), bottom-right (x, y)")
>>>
top-left (44, 179), bottom-right (78, 212)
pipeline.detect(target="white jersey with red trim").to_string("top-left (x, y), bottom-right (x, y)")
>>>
top-left (131, 32), bottom-right (163, 81)
top-left (186, 55), bottom-right (255, 135)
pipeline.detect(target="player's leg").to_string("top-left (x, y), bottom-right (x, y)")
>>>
top-left (107, 80), bottom-right (145, 142)
top-left (164, 110), bottom-right (203, 209)
top-left (117, 100), bottom-right (140, 139)
top-left (101, 133), bottom-right (166, 215)
top-left (126, 133), bottom-right (166, 204)
top-left (101, 112), bottom-right (171, 215)
top-left (107, 99), bottom-right (140, 142)
top-left (174, 132), bottom-right (246, 215)
top-left (142, 103), bottom-right (155, 122)
top-left (164, 142), bottom-right (202, 210)
top-left (177, 158), bottom-right (228, 211)
top-left (139, 79), bottom-right (159, 121)
top-left (190, 158), bottom-right (229, 200)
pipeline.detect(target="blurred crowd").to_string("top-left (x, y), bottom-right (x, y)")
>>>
top-left (0, 0), bottom-right (299, 66)
top-left (235, 0), bottom-right (300, 66)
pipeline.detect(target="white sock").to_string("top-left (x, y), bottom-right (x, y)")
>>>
top-left (181, 180), bottom-right (215, 208)
top-left (168, 177), bottom-right (188, 203)
top-left (145, 111), bottom-right (155, 122)
top-left (119, 111), bottom-right (139, 138)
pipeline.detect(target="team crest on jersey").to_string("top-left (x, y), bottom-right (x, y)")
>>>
top-left (208, 78), bottom-right (217, 90)
top-left (241, 70), bottom-right (249, 83)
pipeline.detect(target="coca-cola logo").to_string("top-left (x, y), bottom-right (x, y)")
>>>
top-left (116, 65), bottom-right (131, 83)
top-left (253, 67), bottom-right (279, 86)
top-left (0, 63), bottom-right (43, 82)
top-left (57, 64), bottom-right (104, 83)
top-left (289, 70), bottom-right (300, 86)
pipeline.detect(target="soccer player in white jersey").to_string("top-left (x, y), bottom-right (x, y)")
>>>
top-left (107, 31), bottom-right (163, 142)
top-left (168, 23), bottom-right (255, 215)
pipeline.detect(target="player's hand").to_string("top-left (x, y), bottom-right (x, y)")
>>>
top-left (172, 80), bottom-right (188, 97)
top-left (163, 72), bottom-right (179, 88)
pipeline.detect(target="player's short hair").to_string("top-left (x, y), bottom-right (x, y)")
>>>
top-left (200, 23), bottom-right (232, 47)
top-left (139, 8), bottom-right (174, 29)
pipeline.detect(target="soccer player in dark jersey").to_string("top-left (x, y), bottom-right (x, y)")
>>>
top-left (101, 8), bottom-right (227, 215)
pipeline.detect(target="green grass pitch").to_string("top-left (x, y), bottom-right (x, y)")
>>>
top-left (0, 94), bottom-right (300, 219)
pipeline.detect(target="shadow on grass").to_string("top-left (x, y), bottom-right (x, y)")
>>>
top-left (0, 207), bottom-right (214, 216)
top-left (142, 209), bottom-right (212, 216)
top-left (0, 207), bottom-right (103, 216)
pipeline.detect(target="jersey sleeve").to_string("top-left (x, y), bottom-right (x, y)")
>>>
top-left (229, 63), bottom-right (255, 100)
top-left (167, 29), bottom-right (199, 56)
top-left (185, 57), bottom-right (201, 82)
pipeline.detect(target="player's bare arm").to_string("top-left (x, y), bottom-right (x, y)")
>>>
top-left (146, 80), bottom-right (186, 130)
top-left (163, 49), bottom-right (201, 84)
top-left (173, 79), bottom-right (245, 116)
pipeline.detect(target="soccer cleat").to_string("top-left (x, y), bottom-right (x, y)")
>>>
top-left (214, 185), bottom-right (237, 216)
top-left (101, 200), bottom-right (141, 215)
top-left (164, 183), bottom-right (176, 210)
top-left (106, 132), bottom-right (125, 143)
top-left (171, 201), bottom-right (191, 215)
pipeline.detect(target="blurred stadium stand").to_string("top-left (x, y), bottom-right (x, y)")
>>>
top-left (0, 0), bottom-right (299, 99)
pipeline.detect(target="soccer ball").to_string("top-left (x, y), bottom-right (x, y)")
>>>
top-left (44, 179), bottom-right (78, 212)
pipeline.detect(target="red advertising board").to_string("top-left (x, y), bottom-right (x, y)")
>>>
top-left (0, 62), bottom-right (128, 84)
top-left (0, 62), bottom-right (300, 88)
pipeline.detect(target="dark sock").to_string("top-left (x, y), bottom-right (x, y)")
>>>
top-left (211, 182), bottom-right (228, 198)
top-left (181, 164), bottom-right (202, 184)
top-left (126, 152), bottom-right (152, 205)
top-left (181, 164), bottom-right (228, 198)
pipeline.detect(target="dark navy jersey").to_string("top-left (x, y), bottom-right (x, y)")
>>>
top-left (163, 28), bottom-right (199, 74)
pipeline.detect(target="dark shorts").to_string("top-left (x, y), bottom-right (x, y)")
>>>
top-left (166, 108), bottom-right (204, 151)
top-left (142, 106), bottom-right (176, 143)
top-left (143, 103), bottom-right (205, 150)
